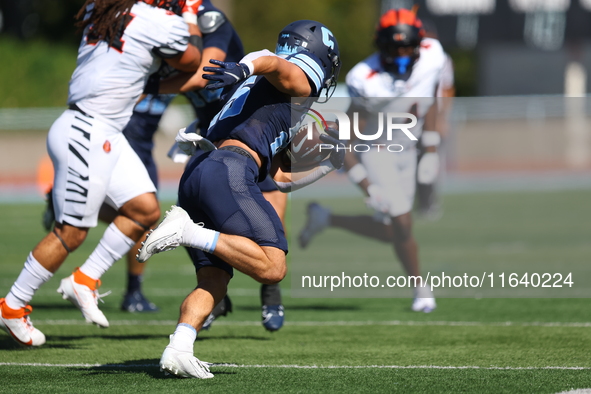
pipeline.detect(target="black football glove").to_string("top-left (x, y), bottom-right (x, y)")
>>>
top-left (202, 59), bottom-right (251, 90)
top-left (319, 127), bottom-right (345, 170)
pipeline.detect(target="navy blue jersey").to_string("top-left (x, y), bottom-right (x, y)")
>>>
top-left (199, 0), bottom-right (243, 64)
top-left (124, 94), bottom-right (176, 144)
top-left (183, 0), bottom-right (245, 134)
top-left (204, 51), bottom-right (326, 179)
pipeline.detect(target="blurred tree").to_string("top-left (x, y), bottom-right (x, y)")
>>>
top-left (448, 49), bottom-right (477, 97)
top-left (0, 0), bottom-right (81, 45)
top-left (231, 0), bottom-right (379, 81)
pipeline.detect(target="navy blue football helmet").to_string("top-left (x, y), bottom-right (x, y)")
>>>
top-left (275, 20), bottom-right (341, 99)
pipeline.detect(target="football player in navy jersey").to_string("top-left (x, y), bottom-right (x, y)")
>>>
top-left (116, 0), bottom-right (244, 314)
top-left (120, 0), bottom-right (287, 331)
top-left (137, 20), bottom-right (343, 379)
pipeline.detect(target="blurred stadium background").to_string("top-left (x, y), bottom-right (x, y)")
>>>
top-left (0, 0), bottom-right (590, 203)
top-left (1, 2), bottom-right (591, 390)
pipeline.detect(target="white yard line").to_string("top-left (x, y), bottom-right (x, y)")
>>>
top-left (33, 319), bottom-right (591, 327)
top-left (0, 362), bottom-right (589, 370)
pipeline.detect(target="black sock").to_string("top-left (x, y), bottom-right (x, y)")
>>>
top-left (127, 273), bottom-right (142, 294)
top-left (261, 283), bottom-right (282, 306)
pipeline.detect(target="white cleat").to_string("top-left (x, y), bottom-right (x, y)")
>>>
top-left (57, 275), bottom-right (110, 328)
top-left (412, 286), bottom-right (437, 313)
top-left (160, 345), bottom-right (214, 379)
top-left (298, 202), bottom-right (331, 249)
top-left (0, 298), bottom-right (46, 346)
top-left (137, 205), bottom-right (191, 263)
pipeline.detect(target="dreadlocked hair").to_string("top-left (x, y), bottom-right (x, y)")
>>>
top-left (75, 0), bottom-right (138, 46)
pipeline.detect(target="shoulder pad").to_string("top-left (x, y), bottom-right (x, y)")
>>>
top-left (198, 11), bottom-right (226, 34)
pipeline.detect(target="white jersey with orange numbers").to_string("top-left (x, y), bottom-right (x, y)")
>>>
top-left (346, 37), bottom-right (446, 147)
top-left (68, 1), bottom-right (189, 130)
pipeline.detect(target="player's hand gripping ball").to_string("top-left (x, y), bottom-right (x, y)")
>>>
top-left (284, 117), bottom-right (339, 170)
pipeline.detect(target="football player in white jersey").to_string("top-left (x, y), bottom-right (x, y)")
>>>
top-left (299, 8), bottom-right (444, 313)
top-left (0, 0), bottom-right (203, 347)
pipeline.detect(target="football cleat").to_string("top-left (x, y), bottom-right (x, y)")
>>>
top-left (412, 286), bottom-right (436, 313)
top-left (298, 202), bottom-right (331, 248)
top-left (121, 290), bottom-right (159, 313)
top-left (262, 304), bottom-right (284, 332)
top-left (137, 205), bottom-right (191, 263)
top-left (201, 295), bottom-right (232, 331)
top-left (160, 339), bottom-right (213, 379)
top-left (57, 273), bottom-right (110, 328)
top-left (0, 298), bottom-right (46, 346)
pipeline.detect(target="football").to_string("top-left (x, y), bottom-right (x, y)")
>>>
top-left (283, 118), bottom-right (337, 170)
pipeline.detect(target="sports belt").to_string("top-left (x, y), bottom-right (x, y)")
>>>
top-left (219, 145), bottom-right (255, 163)
top-left (68, 103), bottom-right (93, 118)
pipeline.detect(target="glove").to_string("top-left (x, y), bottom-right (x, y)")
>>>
top-left (175, 127), bottom-right (216, 156)
top-left (181, 0), bottom-right (201, 25)
top-left (417, 152), bottom-right (440, 184)
top-left (365, 184), bottom-right (390, 214)
top-left (319, 127), bottom-right (345, 169)
top-left (167, 142), bottom-right (190, 164)
top-left (202, 60), bottom-right (251, 90)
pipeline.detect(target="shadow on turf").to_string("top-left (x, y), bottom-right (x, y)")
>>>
top-left (0, 335), bottom-right (82, 350)
top-left (238, 304), bottom-right (360, 312)
top-left (79, 359), bottom-right (236, 378)
top-left (32, 303), bottom-right (86, 310)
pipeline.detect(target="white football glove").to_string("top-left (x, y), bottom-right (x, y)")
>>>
top-left (417, 152), bottom-right (440, 185)
top-left (175, 127), bottom-right (216, 156)
top-left (167, 141), bottom-right (190, 164)
top-left (365, 184), bottom-right (390, 214)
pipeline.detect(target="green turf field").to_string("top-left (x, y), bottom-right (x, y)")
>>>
top-left (1, 190), bottom-right (590, 393)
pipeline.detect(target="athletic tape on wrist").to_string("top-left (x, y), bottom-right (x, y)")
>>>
top-left (421, 131), bottom-right (441, 147)
top-left (348, 163), bottom-right (368, 184)
top-left (183, 12), bottom-right (198, 26)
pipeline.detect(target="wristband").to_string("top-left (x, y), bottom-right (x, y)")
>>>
top-left (188, 35), bottom-right (203, 51)
top-left (241, 59), bottom-right (255, 77)
top-left (348, 163), bottom-right (368, 184)
top-left (421, 131), bottom-right (441, 147)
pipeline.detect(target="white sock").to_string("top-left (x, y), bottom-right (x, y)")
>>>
top-left (5, 253), bottom-right (53, 309)
top-left (183, 222), bottom-right (219, 254)
top-left (169, 323), bottom-right (197, 352)
top-left (79, 223), bottom-right (135, 280)
top-left (414, 284), bottom-right (434, 299)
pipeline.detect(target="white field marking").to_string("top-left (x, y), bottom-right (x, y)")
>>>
top-left (32, 320), bottom-right (591, 328)
top-left (0, 362), bottom-right (589, 370)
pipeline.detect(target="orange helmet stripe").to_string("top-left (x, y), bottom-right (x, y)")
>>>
top-left (379, 8), bottom-right (422, 29)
